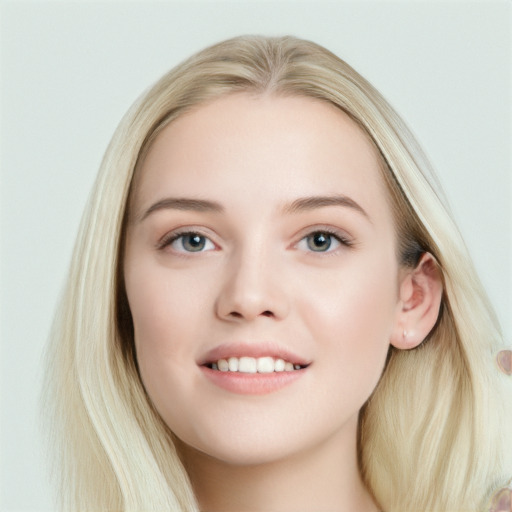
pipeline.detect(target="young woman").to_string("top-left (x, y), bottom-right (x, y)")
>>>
top-left (43, 35), bottom-right (512, 512)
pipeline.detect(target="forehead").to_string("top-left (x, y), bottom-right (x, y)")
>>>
top-left (132, 93), bottom-right (391, 222)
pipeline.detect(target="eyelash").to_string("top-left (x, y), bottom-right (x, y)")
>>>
top-left (297, 227), bottom-right (353, 254)
top-left (157, 227), bottom-right (353, 254)
top-left (157, 229), bottom-right (217, 253)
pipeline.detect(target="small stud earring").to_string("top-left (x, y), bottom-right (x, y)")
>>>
top-left (403, 329), bottom-right (408, 341)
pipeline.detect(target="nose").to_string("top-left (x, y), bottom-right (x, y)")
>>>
top-left (215, 248), bottom-right (289, 322)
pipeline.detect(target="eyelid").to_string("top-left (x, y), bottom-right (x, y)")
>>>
top-left (156, 226), bottom-right (219, 251)
top-left (293, 225), bottom-right (354, 252)
top-left (155, 224), bottom-right (353, 253)
top-left (296, 224), bottom-right (353, 242)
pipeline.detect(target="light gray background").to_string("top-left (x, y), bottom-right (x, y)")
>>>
top-left (1, 1), bottom-right (510, 510)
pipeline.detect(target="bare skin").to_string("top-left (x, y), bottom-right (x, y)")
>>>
top-left (178, 414), bottom-right (379, 512)
top-left (124, 94), bottom-right (442, 512)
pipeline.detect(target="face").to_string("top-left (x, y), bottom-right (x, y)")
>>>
top-left (124, 93), bottom-right (403, 466)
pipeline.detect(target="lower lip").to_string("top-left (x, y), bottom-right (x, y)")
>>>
top-left (200, 366), bottom-right (306, 395)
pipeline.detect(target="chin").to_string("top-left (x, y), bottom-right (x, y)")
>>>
top-left (172, 407), bottom-right (358, 470)
top-left (179, 433), bottom-right (308, 468)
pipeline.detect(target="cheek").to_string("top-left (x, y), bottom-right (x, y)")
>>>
top-left (297, 256), bottom-right (399, 391)
top-left (124, 260), bottom-right (213, 398)
top-left (124, 267), bottom-right (212, 443)
top-left (127, 259), bottom-right (207, 342)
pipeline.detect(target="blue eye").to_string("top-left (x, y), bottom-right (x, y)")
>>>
top-left (169, 233), bottom-right (215, 253)
top-left (298, 231), bottom-right (343, 253)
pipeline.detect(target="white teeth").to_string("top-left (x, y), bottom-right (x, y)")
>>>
top-left (257, 356), bottom-right (274, 373)
top-left (209, 356), bottom-right (304, 373)
top-left (217, 359), bottom-right (229, 372)
top-left (239, 357), bottom-right (257, 373)
top-left (274, 358), bottom-right (285, 372)
top-left (228, 357), bottom-right (239, 372)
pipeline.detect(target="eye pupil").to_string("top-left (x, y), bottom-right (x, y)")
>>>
top-left (183, 234), bottom-right (206, 252)
top-left (307, 232), bottom-right (332, 252)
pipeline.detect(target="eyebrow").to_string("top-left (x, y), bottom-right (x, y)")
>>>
top-left (138, 197), bottom-right (224, 222)
top-left (138, 194), bottom-right (370, 223)
top-left (282, 195), bottom-right (371, 221)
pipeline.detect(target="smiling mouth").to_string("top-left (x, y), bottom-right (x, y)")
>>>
top-left (205, 356), bottom-right (308, 373)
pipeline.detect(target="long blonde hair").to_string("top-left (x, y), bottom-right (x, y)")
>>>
top-left (42, 35), bottom-right (511, 511)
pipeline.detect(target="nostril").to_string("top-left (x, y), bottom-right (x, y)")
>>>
top-left (262, 311), bottom-right (273, 317)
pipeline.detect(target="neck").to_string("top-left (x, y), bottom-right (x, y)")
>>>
top-left (178, 416), bottom-right (380, 512)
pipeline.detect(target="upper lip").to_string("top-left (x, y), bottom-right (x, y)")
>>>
top-left (198, 342), bottom-right (311, 366)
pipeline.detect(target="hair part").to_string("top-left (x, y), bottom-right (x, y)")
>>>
top-left (42, 35), bottom-right (512, 511)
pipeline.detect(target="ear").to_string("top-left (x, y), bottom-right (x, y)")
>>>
top-left (391, 252), bottom-right (443, 350)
